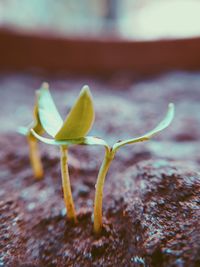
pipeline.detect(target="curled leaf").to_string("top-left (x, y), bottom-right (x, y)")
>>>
top-left (55, 85), bottom-right (95, 140)
top-left (83, 136), bottom-right (109, 149)
top-left (31, 129), bottom-right (108, 150)
top-left (38, 83), bottom-right (63, 137)
top-left (113, 103), bottom-right (175, 152)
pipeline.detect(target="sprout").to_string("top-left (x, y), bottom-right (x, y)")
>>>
top-left (18, 86), bottom-right (45, 179)
top-left (31, 84), bottom-right (95, 223)
top-left (30, 84), bottom-right (174, 234)
top-left (93, 103), bottom-right (175, 234)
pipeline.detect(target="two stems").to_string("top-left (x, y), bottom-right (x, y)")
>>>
top-left (61, 144), bottom-right (114, 233)
top-left (60, 145), bottom-right (113, 232)
top-left (60, 145), bottom-right (77, 223)
top-left (28, 135), bottom-right (111, 231)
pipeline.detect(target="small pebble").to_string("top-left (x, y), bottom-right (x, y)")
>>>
top-left (131, 256), bottom-right (145, 266)
top-left (27, 202), bottom-right (36, 211)
top-left (60, 208), bottom-right (67, 217)
top-left (77, 184), bottom-right (90, 197)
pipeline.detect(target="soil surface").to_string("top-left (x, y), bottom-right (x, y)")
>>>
top-left (0, 72), bottom-right (200, 266)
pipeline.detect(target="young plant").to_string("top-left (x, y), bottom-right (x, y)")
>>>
top-left (18, 86), bottom-right (46, 179)
top-left (30, 84), bottom-right (174, 234)
top-left (93, 103), bottom-right (175, 234)
top-left (31, 84), bottom-right (96, 223)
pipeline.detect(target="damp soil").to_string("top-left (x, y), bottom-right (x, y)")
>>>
top-left (0, 72), bottom-right (200, 266)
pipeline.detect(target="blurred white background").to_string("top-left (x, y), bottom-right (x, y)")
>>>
top-left (0, 0), bottom-right (200, 39)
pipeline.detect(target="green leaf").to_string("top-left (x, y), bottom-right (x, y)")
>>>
top-left (113, 103), bottom-right (175, 152)
top-left (31, 129), bottom-right (108, 149)
top-left (31, 129), bottom-right (84, 145)
top-left (55, 85), bottom-right (95, 140)
top-left (38, 82), bottom-right (63, 137)
top-left (83, 136), bottom-right (109, 148)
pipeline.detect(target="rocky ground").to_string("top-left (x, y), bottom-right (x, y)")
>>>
top-left (0, 71), bottom-right (200, 266)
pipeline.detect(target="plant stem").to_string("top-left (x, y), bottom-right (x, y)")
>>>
top-left (60, 145), bottom-right (77, 223)
top-left (28, 135), bottom-right (43, 179)
top-left (94, 149), bottom-right (114, 234)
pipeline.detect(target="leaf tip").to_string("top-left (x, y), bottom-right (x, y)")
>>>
top-left (41, 82), bottom-right (49, 90)
top-left (168, 102), bottom-right (174, 110)
top-left (80, 85), bottom-right (92, 98)
top-left (168, 102), bottom-right (175, 120)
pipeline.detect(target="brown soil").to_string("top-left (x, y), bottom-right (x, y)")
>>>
top-left (0, 72), bottom-right (200, 266)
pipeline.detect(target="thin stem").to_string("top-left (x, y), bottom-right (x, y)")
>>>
top-left (28, 135), bottom-right (43, 179)
top-left (93, 149), bottom-right (114, 234)
top-left (60, 145), bottom-right (77, 223)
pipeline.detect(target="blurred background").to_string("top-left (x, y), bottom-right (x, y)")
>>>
top-left (1, 0), bottom-right (200, 39)
top-left (1, 0), bottom-right (200, 75)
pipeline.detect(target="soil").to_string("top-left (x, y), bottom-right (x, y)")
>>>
top-left (0, 72), bottom-right (200, 266)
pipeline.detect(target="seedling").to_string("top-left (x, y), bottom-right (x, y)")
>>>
top-left (30, 84), bottom-right (174, 234)
top-left (93, 103), bottom-right (175, 234)
top-left (18, 87), bottom-right (45, 179)
top-left (31, 84), bottom-right (95, 223)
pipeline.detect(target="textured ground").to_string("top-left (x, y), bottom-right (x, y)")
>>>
top-left (0, 72), bottom-right (200, 266)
